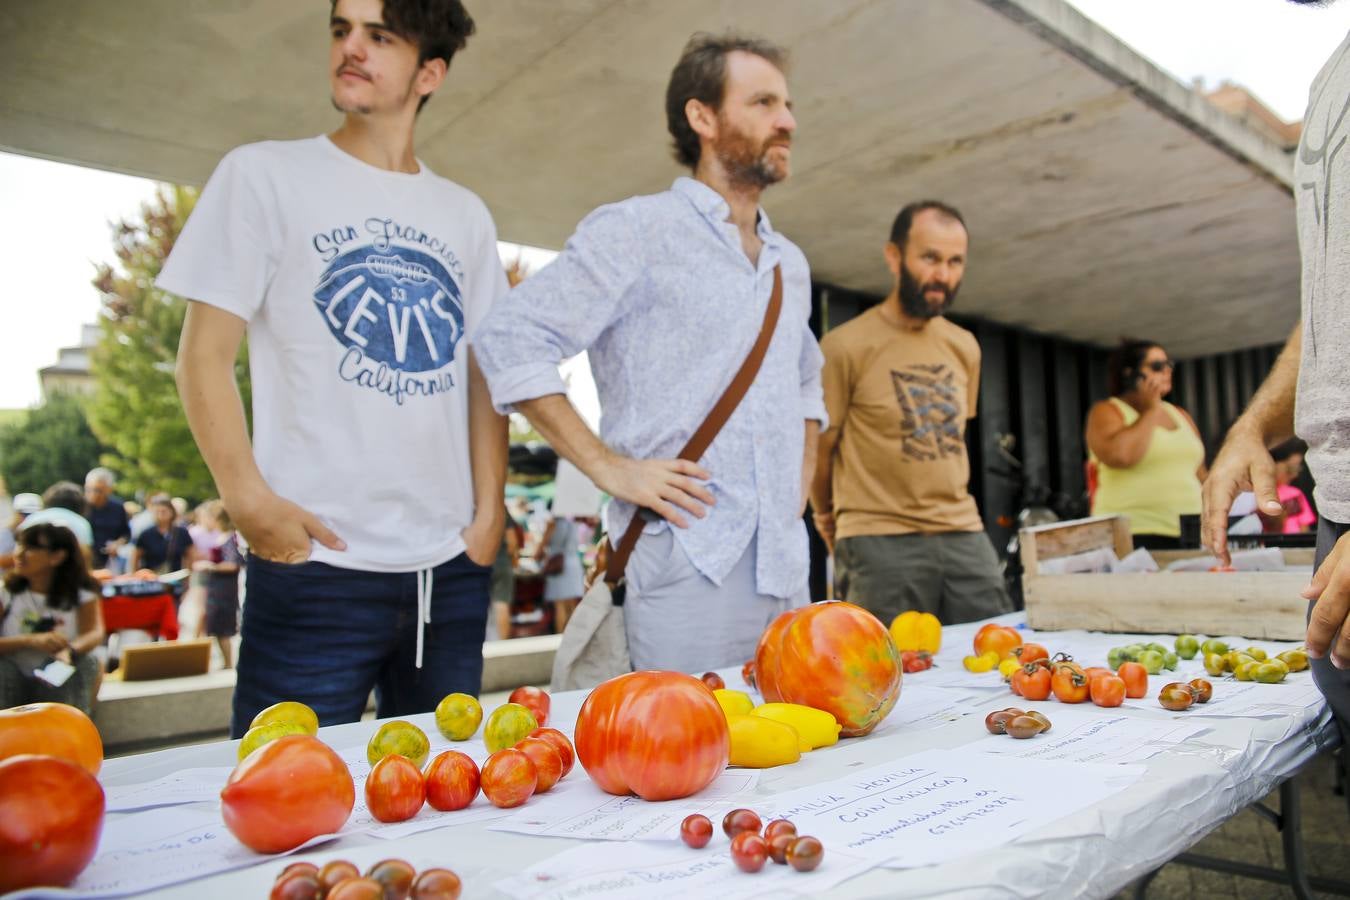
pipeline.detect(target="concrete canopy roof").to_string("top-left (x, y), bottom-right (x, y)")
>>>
top-left (1, 0), bottom-right (1299, 357)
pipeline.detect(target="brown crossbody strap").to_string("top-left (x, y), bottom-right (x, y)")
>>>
top-left (603, 264), bottom-right (784, 587)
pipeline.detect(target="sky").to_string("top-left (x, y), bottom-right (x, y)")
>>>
top-left (4, 1), bottom-right (1350, 410)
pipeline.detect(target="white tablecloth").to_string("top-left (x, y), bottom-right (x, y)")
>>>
top-left (78, 613), bottom-right (1339, 899)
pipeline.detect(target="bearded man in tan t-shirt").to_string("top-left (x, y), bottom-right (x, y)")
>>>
top-left (810, 201), bottom-right (1012, 625)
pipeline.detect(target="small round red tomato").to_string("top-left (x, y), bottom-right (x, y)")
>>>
top-left (1011, 665), bottom-right (1052, 701)
top-left (763, 818), bottom-right (797, 843)
top-left (528, 727), bottom-right (576, 778)
top-left (1159, 685), bottom-right (1194, 711)
top-left (515, 737), bottom-right (563, 793)
top-left (365, 754), bottom-right (426, 823)
top-left (1117, 662), bottom-right (1148, 699)
top-left (0, 755), bottom-right (105, 893)
top-left (327, 877), bottom-right (385, 900)
top-left (1188, 678), bottom-right (1213, 703)
top-left (270, 872), bottom-right (322, 900)
top-left (787, 836), bottom-right (824, 872)
top-left (424, 750), bottom-right (480, 812)
top-left (1005, 715), bottom-right (1045, 739)
top-left (318, 861), bottom-right (362, 895)
top-left (480, 748), bottom-right (537, 808)
top-left (722, 807), bottom-right (762, 839)
top-left (730, 832), bottom-right (769, 873)
top-left (1090, 674), bottom-right (1126, 708)
top-left (681, 813), bottom-right (713, 848)
top-left (508, 686), bottom-right (551, 727)
top-left (1013, 643), bottom-right (1049, 665)
top-left (410, 868), bottom-right (462, 900)
top-left (768, 832), bottom-right (794, 864)
top-left (701, 671), bottom-right (726, 690)
top-left (366, 859), bottom-right (416, 900)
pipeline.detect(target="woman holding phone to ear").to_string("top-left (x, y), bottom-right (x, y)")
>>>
top-left (1086, 340), bottom-right (1207, 550)
top-left (0, 523), bottom-right (105, 712)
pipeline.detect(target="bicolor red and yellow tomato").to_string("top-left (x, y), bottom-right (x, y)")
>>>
top-left (424, 751), bottom-right (480, 812)
top-left (574, 671), bottom-right (730, 801)
top-left (973, 625), bottom-right (1022, 661)
top-left (220, 735), bottom-right (355, 853)
top-left (754, 601), bottom-right (902, 737)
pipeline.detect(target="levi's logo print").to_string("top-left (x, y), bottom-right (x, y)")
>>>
top-left (891, 365), bottom-right (963, 462)
top-left (312, 218), bottom-right (466, 405)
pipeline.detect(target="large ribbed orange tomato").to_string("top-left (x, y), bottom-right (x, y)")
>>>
top-left (753, 602), bottom-right (902, 736)
top-left (0, 703), bottom-right (103, 775)
top-left (574, 671), bottom-right (729, 801)
top-left (220, 735), bottom-right (354, 853)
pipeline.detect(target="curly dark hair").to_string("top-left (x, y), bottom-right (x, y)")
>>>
top-left (330, 0), bottom-right (477, 112)
top-left (665, 32), bottom-right (788, 170)
top-left (4, 523), bottom-right (100, 612)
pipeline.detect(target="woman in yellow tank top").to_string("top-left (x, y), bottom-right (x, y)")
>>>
top-left (1086, 341), bottom-right (1207, 548)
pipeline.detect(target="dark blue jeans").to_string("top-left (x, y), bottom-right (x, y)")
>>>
top-left (232, 552), bottom-right (491, 738)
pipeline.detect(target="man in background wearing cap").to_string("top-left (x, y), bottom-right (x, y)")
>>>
top-left (0, 493), bottom-right (42, 572)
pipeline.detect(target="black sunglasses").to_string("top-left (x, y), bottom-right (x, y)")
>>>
top-left (1143, 360), bottom-right (1175, 373)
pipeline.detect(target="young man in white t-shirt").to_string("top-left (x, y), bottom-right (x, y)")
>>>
top-left (162, 0), bottom-right (507, 737)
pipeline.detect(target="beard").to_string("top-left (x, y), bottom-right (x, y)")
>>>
top-left (898, 259), bottom-right (959, 319)
top-left (713, 116), bottom-right (790, 189)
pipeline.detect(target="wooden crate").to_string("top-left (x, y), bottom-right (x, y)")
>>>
top-left (1020, 515), bottom-right (1312, 641)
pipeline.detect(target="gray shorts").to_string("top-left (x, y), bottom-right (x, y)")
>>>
top-left (833, 531), bottom-right (1013, 626)
top-left (623, 527), bottom-right (807, 673)
top-left (1312, 518), bottom-right (1350, 742)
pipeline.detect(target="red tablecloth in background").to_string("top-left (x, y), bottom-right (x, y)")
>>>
top-left (101, 592), bottom-right (178, 640)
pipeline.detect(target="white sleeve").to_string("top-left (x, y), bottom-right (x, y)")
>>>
top-left (156, 146), bottom-right (279, 321)
top-left (464, 203), bottom-right (509, 338)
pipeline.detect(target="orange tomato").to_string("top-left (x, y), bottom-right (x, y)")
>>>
top-left (1012, 643), bottom-right (1049, 665)
top-left (1011, 664), bottom-right (1052, 701)
top-left (0, 755), bottom-right (105, 893)
top-left (754, 601), bottom-right (902, 737)
top-left (973, 625), bottom-right (1023, 661)
top-left (0, 703), bottom-right (103, 776)
top-left (220, 735), bottom-right (355, 853)
top-left (574, 671), bottom-right (729, 801)
top-left (1117, 662), bottom-right (1149, 699)
top-left (1090, 675), bottom-right (1126, 708)
top-left (1051, 663), bottom-right (1090, 703)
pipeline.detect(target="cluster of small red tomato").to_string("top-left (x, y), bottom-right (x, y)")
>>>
top-left (679, 809), bottom-right (824, 874)
top-left (366, 726), bottom-right (576, 823)
top-left (1158, 679), bottom-right (1212, 711)
top-left (269, 858), bottom-right (460, 900)
top-left (983, 707), bottom-right (1053, 739)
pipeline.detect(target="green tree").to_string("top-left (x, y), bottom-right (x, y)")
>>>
top-left (85, 185), bottom-right (251, 501)
top-left (0, 392), bottom-right (108, 496)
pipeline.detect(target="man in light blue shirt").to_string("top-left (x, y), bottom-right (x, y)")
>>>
top-left (474, 32), bottom-right (826, 671)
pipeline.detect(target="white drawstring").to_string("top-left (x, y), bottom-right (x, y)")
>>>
top-left (415, 567), bottom-right (434, 669)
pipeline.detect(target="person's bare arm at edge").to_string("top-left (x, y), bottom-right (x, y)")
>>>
top-left (800, 420), bottom-right (820, 520)
top-left (809, 427), bottom-right (839, 552)
top-left (176, 302), bottom-right (345, 563)
top-left (1201, 324), bottom-right (1299, 566)
top-left (514, 394), bottom-right (715, 529)
top-left (460, 350), bottom-right (507, 566)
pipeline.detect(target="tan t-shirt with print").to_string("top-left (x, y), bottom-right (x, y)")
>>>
top-left (820, 307), bottom-right (984, 538)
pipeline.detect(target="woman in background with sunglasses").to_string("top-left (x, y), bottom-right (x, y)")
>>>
top-left (1086, 340), bottom-right (1206, 550)
top-left (0, 522), bottom-right (105, 712)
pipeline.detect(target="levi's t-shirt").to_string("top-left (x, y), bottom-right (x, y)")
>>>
top-left (158, 136), bottom-right (508, 572)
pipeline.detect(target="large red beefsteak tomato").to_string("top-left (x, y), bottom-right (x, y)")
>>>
top-left (574, 671), bottom-right (729, 801)
top-left (0, 702), bottom-right (103, 775)
top-left (220, 734), bottom-right (354, 853)
top-left (753, 601), bottom-right (902, 736)
top-left (0, 754), bottom-right (105, 892)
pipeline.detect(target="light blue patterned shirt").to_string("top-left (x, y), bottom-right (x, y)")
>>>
top-left (473, 177), bottom-right (827, 598)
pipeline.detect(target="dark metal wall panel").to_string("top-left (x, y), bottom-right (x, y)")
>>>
top-left (1015, 333), bottom-right (1051, 504)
